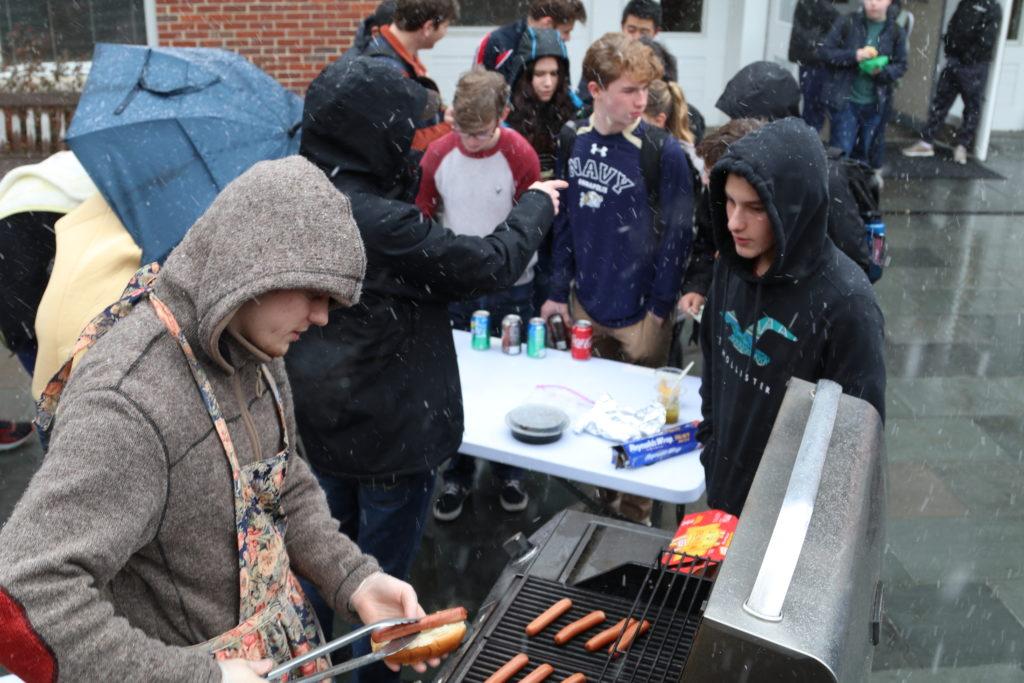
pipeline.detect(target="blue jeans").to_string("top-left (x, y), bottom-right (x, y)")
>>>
top-left (300, 468), bottom-right (436, 683)
top-left (799, 65), bottom-right (830, 131)
top-left (829, 100), bottom-right (885, 169)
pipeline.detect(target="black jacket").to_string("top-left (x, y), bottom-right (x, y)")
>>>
top-left (788, 0), bottom-right (840, 66)
top-left (944, 0), bottom-right (1003, 65)
top-left (820, 9), bottom-right (908, 110)
top-left (476, 19), bottom-right (530, 85)
top-left (698, 118), bottom-right (885, 516)
top-left (289, 58), bottom-right (553, 478)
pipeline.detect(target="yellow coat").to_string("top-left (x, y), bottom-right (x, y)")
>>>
top-left (32, 193), bottom-right (141, 398)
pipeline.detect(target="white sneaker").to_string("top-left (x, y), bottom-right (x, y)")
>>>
top-left (901, 140), bottom-right (935, 157)
top-left (953, 145), bottom-right (968, 165)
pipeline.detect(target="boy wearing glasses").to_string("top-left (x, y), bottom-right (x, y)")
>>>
top-left (415, 67), bottom-right (541, 521)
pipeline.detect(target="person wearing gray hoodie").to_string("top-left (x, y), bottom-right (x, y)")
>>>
top-left (0, 157), bottom-right (436, 682)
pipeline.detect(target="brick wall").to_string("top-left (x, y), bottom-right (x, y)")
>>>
top-left (156, 1), bottom-right (379, 93)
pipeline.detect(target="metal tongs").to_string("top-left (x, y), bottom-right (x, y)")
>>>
top-left (267, 617), bottom-right (418, 682)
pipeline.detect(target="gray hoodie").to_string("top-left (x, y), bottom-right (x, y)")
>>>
top-left (0, 156), bottom-right (378, 681)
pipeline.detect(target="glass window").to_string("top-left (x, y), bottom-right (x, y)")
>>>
top-left (0, 0), bottom-right (146, 64)
top-left (1011, 0), bottom-right (1022, 42)
top-left (457, 0), bottom-right (528, 27)
top-left (662, 0), bottom-right (703, 33)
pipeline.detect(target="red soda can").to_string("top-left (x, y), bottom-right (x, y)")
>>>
top-left (571, 320), bottom-right (593, 360)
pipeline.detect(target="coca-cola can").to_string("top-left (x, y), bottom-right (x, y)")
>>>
top-left (571, 320), bottom-right (593, 360)
top-left (547, 313), bottom-right (569, 351)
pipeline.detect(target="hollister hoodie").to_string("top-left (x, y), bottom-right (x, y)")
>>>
top-left (698, 118), bottom-right (885, 516)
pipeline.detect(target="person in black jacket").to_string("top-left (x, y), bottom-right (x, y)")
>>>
top-left (788, 0), bottom-right (840, 131)
top-left (697, 117), bottom-right (886, 516)
top-left (681, 62), bottom-right (871, 324)
top-left (901, 0), bottom-right (1003, 164)
top-left (820, 0), bottom-right (908, 171)
top-left (288, 57), bottom-right (564, 683)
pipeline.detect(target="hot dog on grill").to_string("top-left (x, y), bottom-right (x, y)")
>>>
top-left (368, 607), bottom-right (468, 665)
top-left (520, 663), bottom-right (555, 682)
top-left (484, 653), bottom-right (529, 683)
top-left (553, 610), bottom-right (606, 645)
top-left (607, 618), bottom-right (651, 655)
top-left (525, 597), bottom-right (573, 637)
top-left (561, 674), bottom-right (587, 683)
top-left (584, 617), bottom-right (630, 652)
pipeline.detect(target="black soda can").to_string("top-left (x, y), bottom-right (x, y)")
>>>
top-left (547, 313), bottom-right (569, 351)
top-left (501, 314), bottom-right (522, 355)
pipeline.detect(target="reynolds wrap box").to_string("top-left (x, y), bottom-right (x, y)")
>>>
top-left (612, 420), bottom-right (701, 469)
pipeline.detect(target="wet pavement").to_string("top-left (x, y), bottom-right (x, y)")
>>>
top-left (2, 132), bottom-right (1023, 681)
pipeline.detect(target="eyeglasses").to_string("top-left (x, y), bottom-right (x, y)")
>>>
top-left (454, 123), bottom-right (498, 141)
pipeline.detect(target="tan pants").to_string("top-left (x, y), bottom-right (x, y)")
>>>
top-left (571, 292), bottom-right (675, 526)
top-left (570, 292), bottom-right (674, 369)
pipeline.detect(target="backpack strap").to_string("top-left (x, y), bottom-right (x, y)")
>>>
top-left (555, 118), bottom-right (583, 181)
top-left (638, 124), bottom-right (670, 241)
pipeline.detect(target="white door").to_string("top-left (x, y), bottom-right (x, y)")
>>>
top-left (992, 0), bottom-right (1024, 131)
top-left (657, 1), bottom-right (733, 126)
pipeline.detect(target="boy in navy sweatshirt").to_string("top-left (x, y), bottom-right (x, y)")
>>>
top-left (542, 32), bottom-right (693, 368)
top-left (541, 33), bottom-right (692, 524)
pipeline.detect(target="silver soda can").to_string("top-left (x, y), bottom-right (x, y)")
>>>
top-left (501, 314), bottom-right (522, 354)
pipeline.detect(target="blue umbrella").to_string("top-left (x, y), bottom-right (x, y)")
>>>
top-left (67, 43), bottom-right (303, 263)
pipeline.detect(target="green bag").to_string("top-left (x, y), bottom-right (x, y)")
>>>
top-left (859, 55), bottom-right (890, 75)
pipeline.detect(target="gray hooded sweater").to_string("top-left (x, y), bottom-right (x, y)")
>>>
top-left (0, 156), bottom-right (378, 681)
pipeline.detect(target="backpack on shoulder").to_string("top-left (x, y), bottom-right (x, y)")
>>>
top-left (827, 148), bottom-right (887, 283)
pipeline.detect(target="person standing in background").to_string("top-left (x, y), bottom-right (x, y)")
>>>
top-left (901, 0), bottom-right (1002, 165)
top-left (788, 0), bottom-right (840, 131)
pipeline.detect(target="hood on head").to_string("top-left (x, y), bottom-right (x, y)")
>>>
top-left (155, 155), bottom-right (367, 371)
top-left (716, 61), bottom-right (800, 121)
top-left (709, 117), bottom-right (829, 283)
top-left (521, 27), bottom-right (571, 68)
top-left (301, 57), bottom-right (434, 193)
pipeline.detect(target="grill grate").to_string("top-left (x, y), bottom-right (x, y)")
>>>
top-left (597, 549), bottom-right (721, 683)
top-left (457, 550), bottom-right (716, 683)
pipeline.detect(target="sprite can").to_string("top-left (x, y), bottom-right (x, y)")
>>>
top-left (471, 310), bottom-right (490, 350)
top-left (527, 317), bottom-right (546, 358)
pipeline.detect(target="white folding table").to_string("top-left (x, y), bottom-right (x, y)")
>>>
top-left (453, 329), bottom-right (706, 505)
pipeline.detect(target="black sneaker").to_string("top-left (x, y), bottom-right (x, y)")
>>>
top-left (499, 479), bottom-right (529, 512)
top-left (0, 421), bottom-right (34, 452)
top-left (433, 481), bottom-right (469, 522)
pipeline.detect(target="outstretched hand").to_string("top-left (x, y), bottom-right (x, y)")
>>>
top-left (350, 573), bottom-right (440, 673)
top-left (218, 658), bottom-right (273, 682)
top-left (529, 179), bottom-right (569, 215)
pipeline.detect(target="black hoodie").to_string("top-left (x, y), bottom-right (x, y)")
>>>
top-left (288, 58), bottom-right (554, 478)
top-left (698, 118), bottom-right (885, 516)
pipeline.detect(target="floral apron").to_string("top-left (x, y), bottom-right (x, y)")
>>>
top-left (35, 264), bottom-right (328, 677)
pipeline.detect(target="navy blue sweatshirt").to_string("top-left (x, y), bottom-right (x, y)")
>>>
top-left (698, 118), bottom-right (886, 516)
top-left (549, 117), bottom-right (693, 326)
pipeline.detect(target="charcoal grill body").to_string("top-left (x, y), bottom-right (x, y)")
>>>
top-left (682, 379), bottom-right (886, 682)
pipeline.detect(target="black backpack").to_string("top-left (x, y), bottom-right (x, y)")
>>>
top-left (827, 148), bottom-right (886, 282)
top-left (556, 119), bottom-right (672, 239)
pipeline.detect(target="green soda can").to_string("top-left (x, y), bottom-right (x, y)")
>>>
top-left (471, 310), bottom-right (491, 350)
top-left (527, 317), bottom-right (547, 358)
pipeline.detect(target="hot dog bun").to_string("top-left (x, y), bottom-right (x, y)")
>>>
top-left (371, 620), bottom-right (468, 665)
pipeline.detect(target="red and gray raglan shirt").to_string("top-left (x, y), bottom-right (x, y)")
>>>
top-left (416, 127), bottom-right (541, 286)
